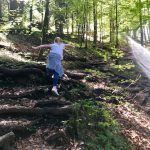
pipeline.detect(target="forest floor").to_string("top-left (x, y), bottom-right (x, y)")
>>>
top-left (0, 33), bottom-right (150, 150)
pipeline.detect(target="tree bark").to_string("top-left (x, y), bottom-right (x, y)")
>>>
top-left (65, 70), bottom-right (86, 79)
top-left (0, 132), bottom-right (15, 150)
top-left (45, 130), bottom-right (66, 142)
top-left (0, 105), bottom-right (73, 116)
top-left (0, 86), bottom-right (47, 100)
top-left (139, 0), bottom-right (144, 46)
top-left (9, 0), bottom-right (18, 21)
top-left (115, 0), bottom-right (119, 48)
top-left (29, 4), bottom-right (33, 34)
top-left (146, 0), bottom-right (150, 43)
top-left (0, 0), bottom-right (2, 21)
top-left (0, 67), bottom-right (45, 78)
top-left (0, 119), bottom-right (41, 135)
top-left (93, 0), bottom-right (97, 46)
top-left (71, 13), bottom-right (74, 34)
top-left (55, 0), bottom-right (65, 36)
top-left (19, 0), bottom-right (24, 14)
top-left (109, 6), bottom-right (113, 43)
top-left (34, 99), bottom-right (71, 108)
top-left (38, 0), bottom-right (50, 60)
top-left (99, 2), bottom-right (103, 44)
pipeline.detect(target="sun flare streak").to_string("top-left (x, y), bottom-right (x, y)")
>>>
top-left (128, 37), bottom-right (150, 80)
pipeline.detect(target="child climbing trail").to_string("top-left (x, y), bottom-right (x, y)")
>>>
top-left (32, 37), bottom-right (75, 96)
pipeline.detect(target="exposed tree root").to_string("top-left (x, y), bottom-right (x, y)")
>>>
top-left (34, 99), bottom-right (71, 108)
top-left (65, 70), bottom-right (86, 80)
top-left (0, 119), bottom-right (40, 135)
top-left (0, 87), bottom-right (47, 100)
top-left (0, 105), bottom-right (73, 116)
top-left (0, 132), bottom-right (15, 150)
top-left (0, 67), bottom-right (45, 78)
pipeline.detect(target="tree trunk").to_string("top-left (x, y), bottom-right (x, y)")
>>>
top-left (139, 0), bottom-right (144, 46)
top-left (19, 0), bottom-right (24, 14)
top-left (76, 10), bottom-right (80, 43)
top-left (38, 0), bottom-right (50, 60)
top-left (71, 13), bottom-right (74, 34)
top-left (65, 4), bottom-right (69, 35)
top-left (29, 4), bottom-right (33, 34)
top-left (147, 0), bottom-right (150, 43)
top-left (85, 0), bottom-right (89, 48)
top-left (93, 0), bottom-right (97, 46)
top-left (0, 132), bottom-right (15, 150)
top-left (81, 2), bottom-right (87, 48)
top-left (109, 7), bottom-right (113, 43)
top-left (55, 0), bottom-right (65, 36)
top-left (9, 0), bottom-right (18, 21)
top-left (0, 0), bottom-right (2, 21)
top-left (133, 29), bottom-right (137, 39)
top-left (99, 2), bottom-right (103, 44)
top-left (115, 0), bottom-right (119, 48)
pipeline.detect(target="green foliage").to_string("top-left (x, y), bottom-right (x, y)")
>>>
top-left (110, 62), bottom-right (135, 71)
top-left (111, 47), bottom-right (124, 59)
top-left (64, 100), bottom-right (133, 150)
top-left (31, 30), bottom-right (42, 38)
top-left (85, 68), bottom-right (105, 76)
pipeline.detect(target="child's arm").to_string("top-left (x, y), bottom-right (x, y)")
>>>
top-left (32, 44), bottom-right (50, 50)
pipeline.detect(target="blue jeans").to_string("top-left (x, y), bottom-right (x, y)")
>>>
top-left (53, 70), bottom-right (59, 86)
top-left (46, 69), bottom-right (59, 87)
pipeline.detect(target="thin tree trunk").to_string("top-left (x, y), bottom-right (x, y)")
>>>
top-left (38, 0), bottom-right (50, 60)
top-left (109, 7), bottom-right (113, 43)
top-left (29, 4), bottom-right (33, 34)
top-left (133, 29), bottom-right (137, 39)
top-left (0, 0), bottom-right (2, 21)
top-left (85, 0), bottom-right (88, 48)
top-left (93, 0), bottom-right (97, 46)
top-left (115, 0), bottom-right (119, 48)
top-left (147, 0), bottom-right (150, 43)
top-left (55, 0), bottom-right (64, 36)
top-left (65, 4), bottom-right (69, 35)
top-left (9, 0), bottom-right (18, 21)
top-left (99, 2), bottom-right (103, 44)
top-left (19, 0), bottom-right (24, 14)
top-left (139, 0), bottom-right (144, 46)
top-left (71, 13), bottom-right (74, 34)
top-left (81, 3), bottom-right (86, 47)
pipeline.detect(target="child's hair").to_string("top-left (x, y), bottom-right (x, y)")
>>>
top-left (54, 37), bottom-right (62, 43)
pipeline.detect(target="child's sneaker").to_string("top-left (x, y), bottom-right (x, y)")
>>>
top-left (52, 86), bottom-right (59, 96)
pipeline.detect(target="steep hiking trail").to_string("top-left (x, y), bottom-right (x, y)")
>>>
top-left (0, 33), bottom-right (150, 149)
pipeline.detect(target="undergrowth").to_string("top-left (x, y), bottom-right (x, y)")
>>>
top-left (65, 100), bottom-right (134, 150)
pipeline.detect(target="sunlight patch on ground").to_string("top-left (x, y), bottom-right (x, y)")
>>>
top-left (0, 120), bottom-right (31, 126)
top-left (0, 33), bottom-right (12, 46)
top-left (82, 79), bottom-right (111, 91)
top-left (0, 49), bottom-right (29, 62)
top-left (0, 34), bottom-right (27, 62)
top-left (0, 49), bottom-right (44, 65)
